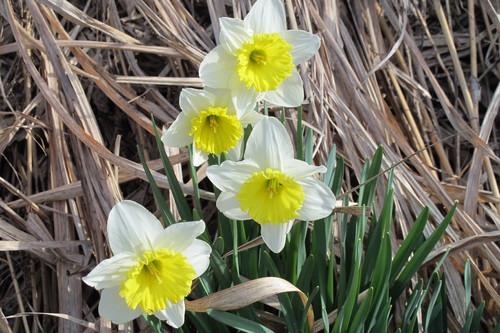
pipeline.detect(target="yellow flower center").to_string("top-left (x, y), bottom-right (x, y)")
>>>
top-left (237, 168), bottom-right (305, 224)
top-left (189, 107), bottom-right (243, 155)
top-left (119, 249), bottom-right (195, 314)
top-left (236, 33), bottom-right (294, 92)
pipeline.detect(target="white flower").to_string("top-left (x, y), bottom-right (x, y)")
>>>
top-left (83, 200), bottom-right (211, 328)
top-left (162, 87), bottom-right (263, 166)
top-left (206, 117), bottom-right (335, 253)
top-left (199, 0), bottom-right (321, 110)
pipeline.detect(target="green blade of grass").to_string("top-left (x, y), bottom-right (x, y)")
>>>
top-left (469, 301), bottom-right (485, 333)
top-left (188, 144), bottom-right (203, 218)
top-left (362, 188), bottom-right (394, 288)
top-left (389, 207), bottom-right (430, 284)
top-left (347, 287), bottom-right (373, 333)
top-left (304, 128), bottom-right (313, 164)
top-left (137, 146), bottom-right (175, 225)
top-left (324, 145), bottom-right (337, 187)
top-left (424, 276), bottom-right (443, 332)
top-left (360, 146), bottom-right (383, 206)
top-left (296, 255), bottom-right (315, 291)
top-left (152, 116), bottom-right (193, 221)
top-left (207, 309), bottom-right (274, 333)
top-left (464, 259), bottom-right (471, 313)
top-left (262, 251), bottom-right (298, 333)
top-left (391, 202), bottom-right (457, 298)
top-left (296, 105), bottom-right (303, 161)
top-left (331, 156), bottom-right (345, 197)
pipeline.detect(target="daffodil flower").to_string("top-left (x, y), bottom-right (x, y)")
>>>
top-left (206, 117), bottom-right (335, 253)
top-left (162, 87), bottom-right (263, 166)
top-left (83, 200), bottom-right (211, 327)
top-left (199, 0), bottom-right (321, 110)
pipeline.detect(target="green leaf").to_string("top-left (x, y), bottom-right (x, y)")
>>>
top-left (137, 146), bottom-right (175, 225)
top-left (304, 128), bottom-right (313, 164)
top-left (464, 259), bottom-right (471, 313)
top-left (327, 246), bottom-right (335, 305)
top-left (333, 235), bottom-right (362, 332)
top-left (360, 146), bottom-right (383, 206)
top-left (331, 156), bottom-right (345, 196)
top-left (391, 202), bottom-right (457, 298)
top-left (207, 310), bottom-right (274, 333)
top-left (424, 277), bottom-right (443, 331)
top-left (296, 255), bottom-right (315, 291)
top-left (298, 286), bottom-right (319, 332)
top-left (371, 301), bottom-right (391, 333)
top-left (348, 288), bottom-right (373, 333)
top-left (390, 207), bottom-right (430, 284)
top-left (362, 188), bottom-right (394, 288)
top-left (144, 313), bottom-right (163, 333)
top-left (152, 116), bottom-right (193, 221)
top-left (286, 221), bottom-right (308, 284)
top-left (400, 279), bottom-right (424, 332)
top-left (262, 252), bottom-right (297, 333)
top-left (324, 145), bottom-right (337, 187)
top-left (210, 250), bottom-right (232, 290)
top-left (296, 105), bottom-right (303, 161)
top-left (188, 144), bottom-right (203, 218)
top-left (463, 301), bottom-right (485, 333)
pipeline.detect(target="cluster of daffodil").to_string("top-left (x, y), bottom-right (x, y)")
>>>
top-left (83, 0), bottom-right (335, 328)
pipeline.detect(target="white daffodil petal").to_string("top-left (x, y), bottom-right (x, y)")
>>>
top-left (227, 136), bottom-right (244, 161)
top-left (219, 17), bottom-right (252, 52)
top-left (156, 300), bottom-right (185, 328)
top-left (206, 87), bottom-right (236, 115)
top-left (192, 143), bottom-right (209, 167)
top-left (179, 88), bottom-right (215, 118)
top-left (239, 109), bottom-right (265, 127)
top-left (83, 252), bottom-right (136, 289)
top-left (232, 79), bottom-right (263, 115)
top-left (153, 220), bottom-right (205, 253)
top-left (216, 191), bottom-right (250, 220)
top-left (282, 160), bottom-right (327, 180)
top-left (297, 178), bottom-right (335, 221)
top-left (183, 239), bottom-right (212, 278)
top-left (99, 287), bottom-right (142, 324)
top-left (206, 160), bottom-right (260, 192)
top-left (260, 221), bottom-right (294, 253)
top-left (244, 0), bottom-right (286, 34)
top-left (280, 30), bottom-right (321, 65)
top-left (108, 200), bottom-right (163, 255)
top-left (265, 70), bottom-right (304, 107)
top-left (161, 112), bottom-right (193, 148)
top-left (244, 117), bottom-right (294, 170)
top-left (200, 45), bottom-right (238, 89)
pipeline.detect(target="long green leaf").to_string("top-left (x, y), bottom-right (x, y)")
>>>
top-left (391, 202), bottom-right (457, 298)
top-left (390, 207), bottom-right (430, 284)
top-left (152, 116), bottom-right (193, 221)
top-left (296, 105), bottom-right (303, 161)
top-left (324, 145), bottom-right (337, 187)
top-left (188, 144), bottom-right (203, 218)
top-left (348, 288), bottom-right (373, 333)
top-left (424, 276), bottom-right (443, 331)
top-left (137, 146), bottom-right (175, 225)
top-left (207, 310), bottom-right (274, 333)
top-left (360, 146), bottom-right (383, 206)
top-left (362, 188), bottom-right (394, 288)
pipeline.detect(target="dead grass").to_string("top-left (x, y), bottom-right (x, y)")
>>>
top-left (0, 0), bottom-right (498, 332)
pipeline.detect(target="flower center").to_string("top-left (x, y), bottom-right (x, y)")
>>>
top-left (189, 107), bottom-right (243, 155)
top-left (235, 33), bottom-right (294, 92)
top-left (236, 168), bottom-right (305, 224)
top-left (119, 249), bottom-right (195, 314)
